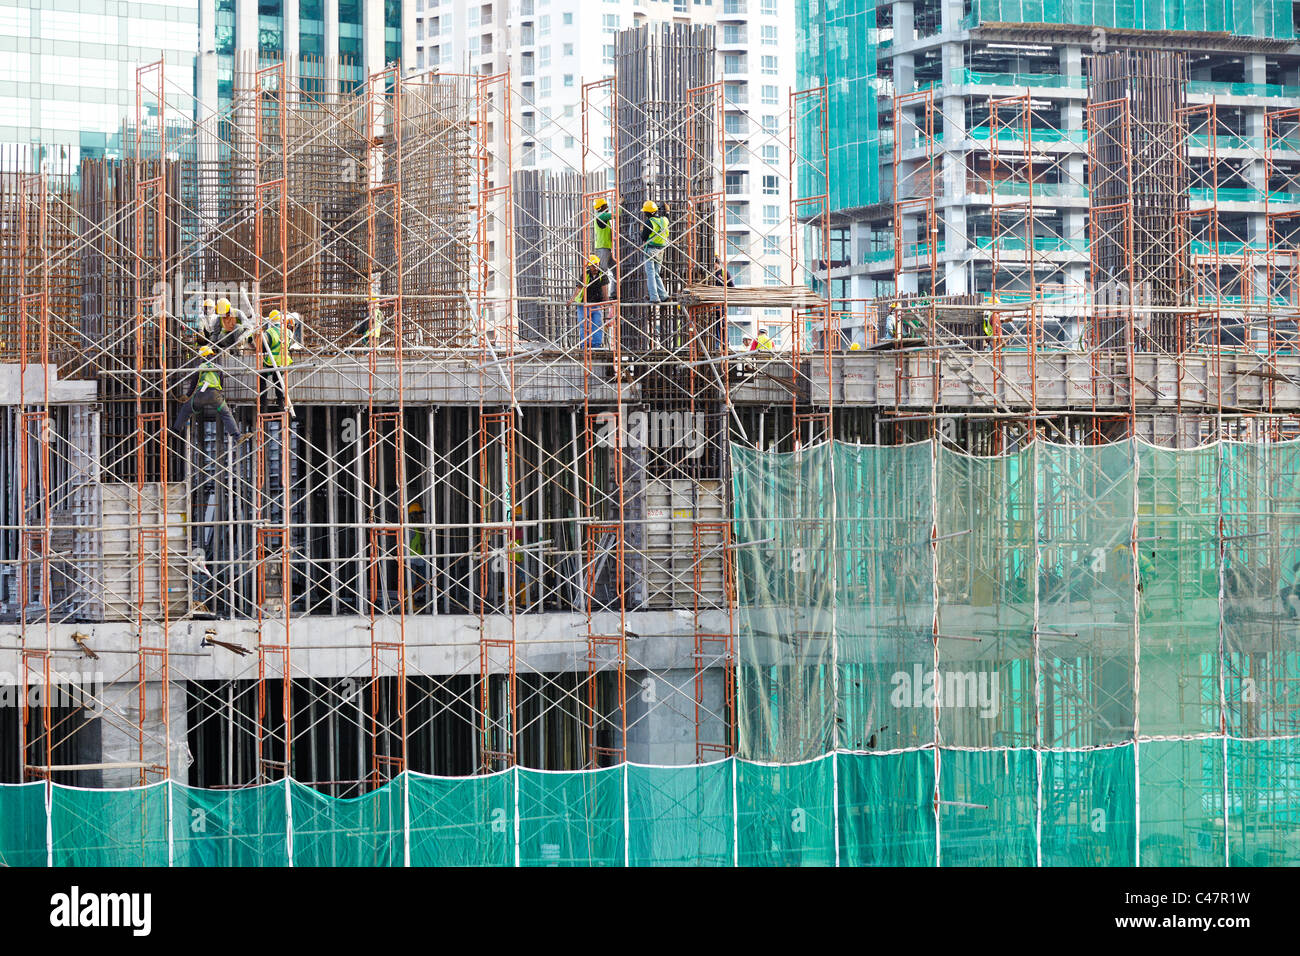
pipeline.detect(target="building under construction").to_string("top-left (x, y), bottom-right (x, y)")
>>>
top-left (0, 16), bottom-right (1298, 866)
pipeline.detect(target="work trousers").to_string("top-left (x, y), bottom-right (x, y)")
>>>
top-left (174, 386), bottom-right (241, 438)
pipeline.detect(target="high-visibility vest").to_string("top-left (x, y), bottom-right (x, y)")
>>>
top-left (595, 210), bottom-right (613, 250)
top-left (756, 334), bottom-right (774, 351)
top-left (198, 366), bottom-right (222, 391)
top-left (646, 215), bottom-right (669, 247)
top-left (367, 309), bottom-right (383, 340)
top-left (263, 325), bottom-right (292, 368)
top-left (410, 528), bottom-right (425, 557)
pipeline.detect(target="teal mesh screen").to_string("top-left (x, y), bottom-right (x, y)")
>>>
top-left (0, 783), bottom-right (47, 867)
top-left (971, 0), bottom-right (1293, 37)
top-left (51, 784), bottom-right (170, 867)
top-left (838, 751), bottom-right (935, 865)
top-left (289, 779), bottom-right (403, 867)
top-left (408, 771), bottom-right (514, 867)
top-left (517, 767), bottom-right (624, 866)
top-left (172, 782), bottom-right (288, 867)
top-left (736, 757), bottom-right (837, 866)
top-left (626, 763), bottom-right (735, 866)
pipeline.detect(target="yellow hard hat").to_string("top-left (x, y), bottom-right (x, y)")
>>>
top-left (198, 345), bottom-right (215, 358)
top-left (642, 200), bottom-right (657, 214)
top-left (594, 197), bottom-right (608, 210)
top-left (215, 298), bottom-right (231, 315)
top-left (849, 342), bottom-right (861, 351)
top-left (408, 501), bottom-right (423, 513)
top-left (588, 254), bottom-right (600, 266)
top-left (267, 309), bottom-right (281, 322)
top-left (202, 299), bottom-right (215, 311)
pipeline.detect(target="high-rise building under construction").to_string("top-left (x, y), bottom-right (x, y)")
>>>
top-left (0, 3), bottom-right (1298, 867)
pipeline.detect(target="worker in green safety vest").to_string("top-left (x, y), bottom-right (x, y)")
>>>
top-left (254, 308), bottom-right (300, 411)
top-left (407, 500), bottom-right (432, 611)
top-left (593, 197), bottom-right (615, 273)
top-left (640, 200), bottom-right (670, 303)
top-left (173, 345), bottom-right (245, 440)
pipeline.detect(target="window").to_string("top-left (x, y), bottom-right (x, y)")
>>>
top-left (482, 33), bottom-right (492, 53)
top-left (564, 73), bottom-right (573, 87)
top-left (724, 83), bottom-right (746, 105)
top-left (764, 236), bottom-right (781, 256)
top-left (540, 13), bottom-right (550, 33)
top-left (603, 13), bottom-right (620, 28)
top-left (761, 0), bottom-right (776, 13)
top-left (724, 54), bottom-right (745, 74)
top-left (604, 44), bottom-right (615, 64)
top-left (761, 55), bottom-right (778, 76)
top-left (468, 6), bottom-right (479, 27)
top-left (761, 144), bottom-right (778, 164)
top-left (563, 42), bottom-right (573, 56)
top-left (763, 204), bottom-right (779, 225)
top-left (762, 174), bottom-right (779, 195)
top-left (723, 24), bottom-right (745, 44)
top-left (565, 135), bottom-right (575, 148)
top-left (724, 114), bottom-right (747, 134)
top-left (764, 270), bottom-right (780, 286)
top-left (540, 75), bottom-right (551, 96)
top-left (540, 45), bottom-right (550, 67)
top-left (761, 84), bottom-right (778, 106)
top-left (469, 35), bottom-right (481, 57)
top-left (762, 25), bottom-right (777, 45)
top-left (725, 171), bottom-right (746, 194)
top-left (563, 11), bottom-right (573, 23)
top-left (762, 114), bottom-right (778, 133)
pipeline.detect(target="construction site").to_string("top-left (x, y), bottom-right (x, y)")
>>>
top-left (0, 11), bottom-right (1299, 866)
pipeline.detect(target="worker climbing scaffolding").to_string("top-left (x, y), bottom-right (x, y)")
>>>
top-left (173, 345), bottom-right (246, 442)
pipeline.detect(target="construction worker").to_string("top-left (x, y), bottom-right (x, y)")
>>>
top-left (508, 503), bottom-right (527, 609)
top-left (173, 345), bottom-right (245, 441)
top-left (593, 197), bottom-right (614, 272)
top-left (197, 298), bottom-right (219, 344)
top-left (754, 327), bottom-right (775, 352)
top-left (641, 200), bottom-right (669, 304)
top-left (255, 308), bottom-right (299, 411)
top-left (356, 298), bottom-right (383, 346)
top-left (981, 293), bottom-right (1001, 349)
top-left (407, 500), bottom-right (431, 611)
top-left (575, 254), bottom-right (608, 347)
top-left (712, 256), bottom-right (735, 288)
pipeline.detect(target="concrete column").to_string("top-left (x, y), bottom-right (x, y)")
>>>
top-left (942, 37), bottom-right (969, 294)
top-left (403, 0), bottom-right (418, 72)
top-left (284, 0), bottom-right (300, 87)
top-left (941, 0), bottom-right (965, 34)
top-left (235, 0), bottom-right (259, 93)
top-left (364, 0), bottom-right (386, 77)
top-left (325, 0), bottom-right (340, 97)
top-left (895, 1), bottom-right (914, 46)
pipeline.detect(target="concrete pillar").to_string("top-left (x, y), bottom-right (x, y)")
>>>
top-left (942, 39), bottom-right (969, 295)
top-left (284, 0), bottom-right (300, 87)
top-left (895, 1), bottom-right (914, 46)
top-left (624, 668), bottom-right (724, 765)
top-left (364, 0), bottom-right (385, 77)
top-left (325, 0), bottom-right (340, 97)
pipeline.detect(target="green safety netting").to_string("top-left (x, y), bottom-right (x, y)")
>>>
top-left (971, 0), bottom-right (1294, 38)
top-left (1, 742), bottom-right (1296, 865)
top-left (732, 438), bottom-right (1300, 865)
